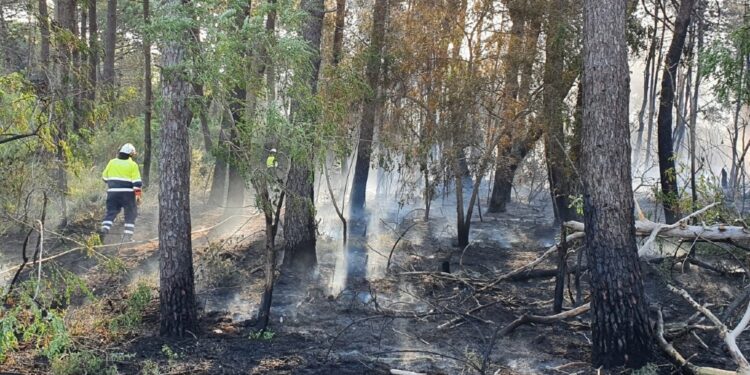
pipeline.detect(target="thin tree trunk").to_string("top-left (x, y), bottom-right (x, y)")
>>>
top-left (582, 0), bottom-right (653, 367)
top-left (143, 0), bottom-right (153, 187)
top-left (158, 0), bottom-right (197, 335)
top-left (657, 0), bottom-right (695, 224)
top-left (88, 0), bottom-right (97, 102)
top-left (634, 5), bottom-right (659, 168)
top-left (690, 4), bottom-right (703, 213)
top-left (103, 0), bottom-right (117, 90)
top-left (208, 109), bottom-right (231, 206)
top-left (350, 0), bottom-right (388, 214)
top-left (645, 4), bottom-right (666, 166)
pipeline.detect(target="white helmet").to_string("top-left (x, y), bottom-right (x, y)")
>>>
top-left (119, 143), bottom-right (137, 155)
top-left (270, 148), bottom-right (277, 153)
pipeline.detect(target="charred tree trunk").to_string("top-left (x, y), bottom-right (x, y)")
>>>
top-left (633, 6), bottom-right (659, 168)
top-left (657, 0), bottom-right (695, 224)
top-left (283, 0), bottom-right (324, 273)
top-left (689, 3), bottom-right (704, 213)
top-left (158, 2), bottom-right (197, 335)
top-left (103, 0), bottom-right (117, 91)
top-left (350, 0), bottom-right (387, 214)
top-left (142, 0), bottom-right (153, 187)
top-left (582, 0), bottom-right (653, 367)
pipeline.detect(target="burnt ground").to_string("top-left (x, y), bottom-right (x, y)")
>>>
top-left (3, 195), bottom-right (750, 374)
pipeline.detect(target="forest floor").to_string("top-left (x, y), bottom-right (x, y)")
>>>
top-left (2, 194), bottom-right (750, 374)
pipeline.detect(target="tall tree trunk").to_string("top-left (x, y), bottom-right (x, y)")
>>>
top-left (226, 96), bottom-right (246, 211)
top-left (645, 5), bottom-right (667, 166)
top-left (332, 0), bottom-right (346, 65)
top-left (543, 0), bottom-right (576, 224)
top-left (103, 0), bottom-right (117, 90)
top-left (38, 0), bottom-right (50, 71)
top-left (53, 0), bottom-right (77, 227)
top-left (283, 0), bottom-right (323, 272)
top-left (350, 0), bottom-right (387, 214)
top-left (690, 1), bottom-right (704, 214)
top-left (582, 0), bottom-right (653, 367)
top-left (158, 0), bottom-right (197, 335)
top-left (208, 109), bottom-right (231, 206)
top-left (143, 0), bottom-right (153, 187)
top-left (633, 5), bottom-right (659, 168)
top-left (657, 0), bottom-right (695, 224)
top-left (87, 0), bottom-right (97, 102)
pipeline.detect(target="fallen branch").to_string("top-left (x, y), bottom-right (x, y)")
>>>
top-left (386, 221), bottom-right (419, 272)
top-left (480, 232), bottom-right (585, 291)
top-left (668, 285), bottom-right (750, 374)
top-left (500, 303), bottom-right (590, 336)
top-left (565, 203), bottom-right (750, 258)
top-left (656, 309), bottom-right (736, 375)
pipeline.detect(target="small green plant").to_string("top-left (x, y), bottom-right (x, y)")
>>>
top-left (568, 194), bottom-right (584, 216)
top-left (110, 282), bottom-right (152, 334)
top-left (50, 350), bottom-right (119, 375)
top-left (139, 359), bottom-right (160, 375)
top-left (161, 344), bottom-right (179, 361)
top-left (248, 329), bottom-right (276, 340)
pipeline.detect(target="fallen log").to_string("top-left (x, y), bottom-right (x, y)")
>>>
top-left (565, 220), bottom-right (750, 243)
top-left (565, 203), bottom-right (750, 258)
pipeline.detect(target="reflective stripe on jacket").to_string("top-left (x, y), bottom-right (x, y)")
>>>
top-left (102, 158), bottom-right (142, 192)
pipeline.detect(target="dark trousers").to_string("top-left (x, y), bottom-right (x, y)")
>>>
top-left (100, 192), bottom-right (137, 234)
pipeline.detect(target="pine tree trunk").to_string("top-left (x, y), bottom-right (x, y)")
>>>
top-left (158, 2), bottom-right (197, 335)
top-left (103, 0), bottom-right (117, 89)
top-left (283, 0), bottom-right (324, 272)
top-left (582, 0), bottom-right (653, 367)
top-left (142, 0), bottom-right (153, 187)
top-left (87, 0), bottom-right (97, 102)
top-left (657, 0), bottom-right (695, 224)
top-left (350, 0), bottom-right (387, 214)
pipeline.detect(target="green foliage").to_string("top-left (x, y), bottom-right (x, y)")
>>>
top-left (139, 360), bottom-right (160, 375)
top-left (568, 194), bottom-right (584, 216)
top-left (701, 18), bottom-right (750, 106)
top-left (0, 267), bottom-right (92, 364)
top-left (109, 282), bottom-right (152, 334)
top-left (248, 329), bottom-right (275, 340)
top-left (50, 350), bottom-right (119, 375)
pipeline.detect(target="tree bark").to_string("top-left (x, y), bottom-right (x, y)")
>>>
top-left (103, 0), bottom-right (117, 89)
top-left (332, 0), bottom-right (346, 66)
top-left (53, 0), bottom-right (77, 227)
top-left (350, 0), bottom-right (387, 214)
top-left (689, 2), bottom-right (704, 214)
top-left (143, 0), bottom-right (153, 187)
top-left (208, 108), bottom-right (232, 206)
top-left (543, 0), bottom-right (577, 224)
top-left (283, 0), bottom-right (325, 272)
top-left (582, 0), bottom-right (653, 367)
top-left (657, 0), bottom-right (695, 224)
top-left (158, 0), bottom-right (197, 335)
top-left (38, 0), bottom-right (50, 71)
top-left (87, 0), bottom-right (97, 102)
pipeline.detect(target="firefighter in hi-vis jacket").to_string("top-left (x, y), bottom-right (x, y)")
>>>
top-left (99, 143), bottom-right (142, 241)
